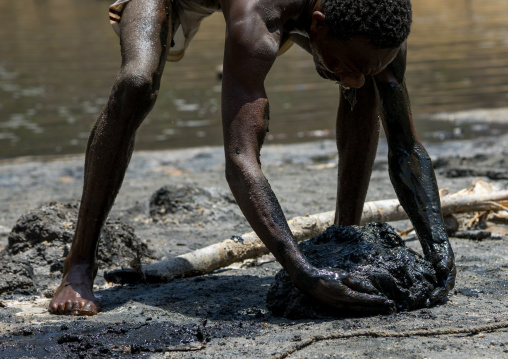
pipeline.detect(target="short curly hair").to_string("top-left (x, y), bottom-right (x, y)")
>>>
top-left (321, 0), bottom-right (412, 49)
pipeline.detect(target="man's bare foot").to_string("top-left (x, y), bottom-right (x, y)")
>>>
top-left (48, 265), bottom-right (101, 316)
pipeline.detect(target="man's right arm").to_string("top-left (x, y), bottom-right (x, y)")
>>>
top-left (221, 1), bottom-right (307, 274)
top-left (221, 2), bottom-right (395, 312)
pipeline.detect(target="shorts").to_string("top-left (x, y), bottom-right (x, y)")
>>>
top-left (109, 0), bottom-right (293, 62)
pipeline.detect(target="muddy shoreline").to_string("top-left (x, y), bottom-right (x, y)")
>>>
top-left (1, 132), bottom-right (508, 358)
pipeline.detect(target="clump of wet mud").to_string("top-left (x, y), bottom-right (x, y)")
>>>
top-left (0, 201), bottom-right (154, 295)
top-left (267, 223), bottom-right (438, 319)
top-left (149, 184), bottom-right (241, 224)
top-left (0, 260), bottom-right (35, 296)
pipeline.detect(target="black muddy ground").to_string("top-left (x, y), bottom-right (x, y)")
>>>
top-left (0, 130), bottom-right (508, 358)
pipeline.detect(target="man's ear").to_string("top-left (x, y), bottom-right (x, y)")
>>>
top-left (310, 11), bottom-right (328, 36)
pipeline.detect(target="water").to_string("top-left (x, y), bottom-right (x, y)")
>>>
top-left (1, 0), bottom-right (508, 159)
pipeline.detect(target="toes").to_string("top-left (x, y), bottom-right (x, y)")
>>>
top-left (49, 298), bottom-right (100, 316)
top-left (48, 301), bottom-right (58, 314)
top-left (70, 301), bottom-right (85, 316)
top-left (57, 302), bottom-right (67, 315)
top-left (48, 300), bottom-right (78, 315)
top-left (49, 304), bottom-right (61, 315)
top-left (64, 300), bottom-right (74, 315)
top-left (79, 303), bottom-right (98, 316)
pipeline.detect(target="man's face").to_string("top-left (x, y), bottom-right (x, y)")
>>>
top-left (309, 35), bottom-right (400, 89)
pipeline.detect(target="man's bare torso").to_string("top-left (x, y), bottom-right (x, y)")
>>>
top-left (219, 0), bottom-right (313, 54)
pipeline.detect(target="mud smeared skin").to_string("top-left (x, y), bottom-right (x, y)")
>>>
top-left (49, 266), bottom-right (101, 316)
top-left (47, 0), bottom-right (454, 316)
top-left (374, 46), bottom-right (456, 302)
top-left (48, 0), bottom-right (172, 316)
top-left (341, 87), bottom-right (358, 110)
top-left (267, 223), bottom-right (438, 319)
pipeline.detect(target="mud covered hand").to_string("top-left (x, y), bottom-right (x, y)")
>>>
top-left (298, 267), bottom-right (396, 313)
top-left (427, 244), bottom-right (456, 305)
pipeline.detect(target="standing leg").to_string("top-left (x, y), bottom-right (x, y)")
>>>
top-left (49, 0), bottom-right (172, 316)
top-left (335, 77), bottom-right (381, 225)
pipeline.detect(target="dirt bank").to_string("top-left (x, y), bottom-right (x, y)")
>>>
top-left (0, 133), bottom-right (507, 358)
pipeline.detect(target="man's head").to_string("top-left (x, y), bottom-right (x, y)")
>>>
top-left (321, 0), bottom-right (412, 50)
top-left (308, 0), bottom-right (412, 88)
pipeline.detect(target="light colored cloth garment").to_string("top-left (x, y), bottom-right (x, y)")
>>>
top-left (109, 0), bottom-right (294, 62)
top-left (109, 0), bottom-right (218, 62)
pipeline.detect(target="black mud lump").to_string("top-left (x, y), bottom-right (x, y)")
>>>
top-left (266, 222), bottom-right (438, 318)
top-left (0, 201), bottom-right (153, 295)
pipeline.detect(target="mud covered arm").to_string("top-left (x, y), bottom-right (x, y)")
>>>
top-left (221, 7), bottom-right (305, 276)
top-left (374, 44), bottom-right (455, 302)
top-left (220, 4), bottom-right (394, 312)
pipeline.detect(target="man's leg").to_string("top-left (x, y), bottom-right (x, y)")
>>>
top-left (335, 77), bottom-right (380, 225)
top-left (49, 0), bottom-right (172, 316)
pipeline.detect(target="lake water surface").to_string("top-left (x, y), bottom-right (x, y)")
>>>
top-left (1, 0), bottom-right (508, 159)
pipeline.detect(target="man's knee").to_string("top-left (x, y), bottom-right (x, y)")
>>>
top-left (108, 69), bottom-right (161, 128)
top-left (118, 69), bottom-right (159, 105)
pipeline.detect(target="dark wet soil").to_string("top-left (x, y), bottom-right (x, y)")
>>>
top-left (1, 320), bottom-right (264, 358)
top-left (433, 153), bottom-right (508, 180)
top-left (267, 223), bottom-right (437, 318)
top-left (148, 184), bottom-right (240, 224)
top-left (0, 201), bottom-right (154, 296)
top-left (0, 183), bottom-right (246, 297)
top-left (0, 133), bottom-right (508, 358)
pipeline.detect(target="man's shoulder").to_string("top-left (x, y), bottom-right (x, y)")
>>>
top-left (221, 0), bottom-right (303, 23)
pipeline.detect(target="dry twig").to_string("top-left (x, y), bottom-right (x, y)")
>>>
top-left (105, 183), bottom-right (508, 284)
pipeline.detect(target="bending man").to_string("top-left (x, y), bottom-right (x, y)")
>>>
top-left (49, 0), bottom-right (456, 316)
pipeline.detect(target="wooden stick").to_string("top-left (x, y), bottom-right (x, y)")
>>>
top-left (105, 190), bottom-right (508, 284)
top-left (487, 211), bottom-right (508, 224)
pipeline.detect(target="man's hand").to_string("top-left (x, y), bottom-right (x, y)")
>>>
top-left (427, 244), bottom-right (456, 305)
top-left (296, 267), bottom-right (396, 314)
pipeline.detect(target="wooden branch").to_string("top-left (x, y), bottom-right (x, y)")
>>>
top-left (360, 191), bottom-right (508, 224)
top-left (105, 189), bottom-right (508, 284)
top-left (487, 211), bottom-right (508, 224)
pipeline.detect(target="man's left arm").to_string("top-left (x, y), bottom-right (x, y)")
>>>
top-left (374, 43), bottom-right (456, 304)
